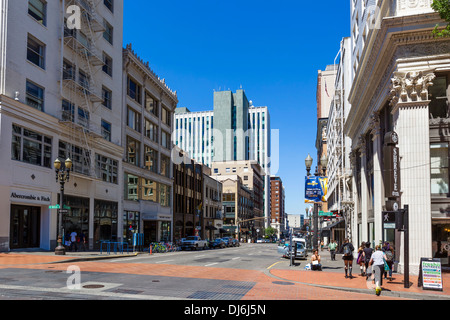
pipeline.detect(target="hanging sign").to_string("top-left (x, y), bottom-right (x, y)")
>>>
top-left (418, 258), bottom-right (443, 291)
top-left (305, 176), bottom-right (322, 203)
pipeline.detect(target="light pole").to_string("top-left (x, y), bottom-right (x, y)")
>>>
top-left (54, 158), bottom-right (72, 255)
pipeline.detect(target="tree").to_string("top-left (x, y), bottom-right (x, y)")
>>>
top-left (432, 0), bottom-right (450, 37)
top-left (264, 227), bottom-right (277, 239)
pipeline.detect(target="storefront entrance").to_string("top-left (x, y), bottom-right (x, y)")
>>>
top-left (10, 205), bottom-right (41, 249)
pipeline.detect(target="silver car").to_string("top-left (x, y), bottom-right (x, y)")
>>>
top-left (278, 241), bottom-right (307, 260)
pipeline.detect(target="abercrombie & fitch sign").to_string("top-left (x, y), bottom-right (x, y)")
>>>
top-left (383, 131), bottom-right (401, 199)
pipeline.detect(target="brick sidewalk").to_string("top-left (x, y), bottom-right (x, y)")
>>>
top-left (1, 252), bottom-right (449, 299)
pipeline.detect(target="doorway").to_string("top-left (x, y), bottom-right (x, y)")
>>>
top-left (143, 221), bottom-right (157, 246)
top-left (10, 205), bottom-right (41, 249)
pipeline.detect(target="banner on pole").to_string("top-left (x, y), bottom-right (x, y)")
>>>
top-left (305, 176), bottom-right (328, 203)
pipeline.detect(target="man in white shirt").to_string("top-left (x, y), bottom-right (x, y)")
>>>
top-left (70, 231), bottom-right (77, 252)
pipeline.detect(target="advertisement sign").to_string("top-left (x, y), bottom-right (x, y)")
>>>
top-left (305, 176), bottom-right (328, 203)
top-left (418, 258), bottom-right (443, 291)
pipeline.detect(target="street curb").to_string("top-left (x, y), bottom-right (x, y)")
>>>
top-left (42, 252), bottom-right (139, 264)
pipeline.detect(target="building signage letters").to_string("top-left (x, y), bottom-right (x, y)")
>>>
top-left (383, 131), bottom-right (401, 200)
top-left (10, 189), bottom-right (51, 205)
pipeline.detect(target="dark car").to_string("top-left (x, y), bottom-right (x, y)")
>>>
top-left (230, 238), bottom-right (240, 247)
top-left (221, 237), bottom-right (233, 247)
top-left (210, 238), bottom-right (226, 249)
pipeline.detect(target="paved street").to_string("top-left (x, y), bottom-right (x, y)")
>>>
top-left (1, 243), bottom-right (449, 304)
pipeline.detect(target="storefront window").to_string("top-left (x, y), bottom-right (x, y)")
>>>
top-left (160, 221), bottom-right (171, 242)
top-left (432, 221), bottom-right (450, 267)
top-left (430, 143), bottom-right (449, 196)
top-left (94, 200), bottom-right (118, 246)
top-left (123, 211), bottom-right (140, 245)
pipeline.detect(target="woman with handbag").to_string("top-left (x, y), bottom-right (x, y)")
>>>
top-left (356, 242), bottom-right (366, 276)
top-left (384, 247), bottom-right (394, 280)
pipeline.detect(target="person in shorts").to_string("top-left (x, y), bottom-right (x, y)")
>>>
top-left (341, 238), bottom-right (355, 278)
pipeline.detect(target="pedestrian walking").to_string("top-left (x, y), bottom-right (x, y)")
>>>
top-left (341, 238), bottom-right (354, 278)
top-left (311, 250), bottom-right (322, 271)
top-left (363, 242), bottom-right (373, 279)
top-left (356, 242), bottom-right (366, 276)
top-left (369, 245), bottom-right (386, 296)
top-left (320, 240), bottom-right (324, 251)
top-left (328, 239), bottom-right (338, 261)
top-left (78, 231), bottom-right (86, 251)
top-left (384, 246), bottom-right (394, 281)
top-left (70, 230), bottom-right (78, 252)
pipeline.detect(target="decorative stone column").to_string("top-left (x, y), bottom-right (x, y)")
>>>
top-left (369, 112), bottom-right (384, 245)
top-left (389, 69), bottom-right (435, 275)
top-left (357, 135), bottom-right (369, 243)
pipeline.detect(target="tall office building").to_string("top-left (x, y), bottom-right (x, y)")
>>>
top-left (0, 0), bottom-right (124, 251)
top-left (174, 89), bottom-right (271, 227)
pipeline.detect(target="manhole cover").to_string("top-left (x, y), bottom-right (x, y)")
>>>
top-left (152, 280), bottom-right (160, 283)
top-left (45, 270), bottom-right (63, 273)
top-left (83, 284), bottom-right (105, 289)
top-left (272, 281), bottom-right (295, 286)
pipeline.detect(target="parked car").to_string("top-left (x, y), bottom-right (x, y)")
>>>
top-left (181, 236), bottom-right (208, 250)
top-left (277, 239), bottom-right (307, 260)
top-left (230, 238), bottom-right (240, 247)
top-left (221, 237), bottom-right (234, 247)
top-left (210, 238), bottom-right (226, 249)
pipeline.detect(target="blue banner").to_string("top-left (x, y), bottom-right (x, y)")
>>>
top-left (305, 176), bottom-right (328, 203)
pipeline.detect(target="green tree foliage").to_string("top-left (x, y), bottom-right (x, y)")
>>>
top-left (432, 0), bottom-right (450, 37)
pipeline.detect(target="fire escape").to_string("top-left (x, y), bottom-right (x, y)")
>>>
top-left (59, 0), bottom-right (105, 179)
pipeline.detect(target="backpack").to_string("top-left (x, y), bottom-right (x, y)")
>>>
top-left (343, 244), bottom-right (352, 256)
top-left (385, 251), bottom-right (394, 262)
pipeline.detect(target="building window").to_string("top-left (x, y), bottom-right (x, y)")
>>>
top-left (103, 19), bottom-right (113, 44)
top-left (26, 80), bottom-right (44, 111)
top-left (104, 0), bottom-right (114, 13)
top-left (102, 86), bottom-right (112, 109)
top-left (144, 119), bottom-right (158, 143)
top-left (96, 154), bottom-right (118, 184)
top-left (431, 142), bottom-right (449, 196)
top-left (101, 119), bottom-right (111, 142)
top-left (125, 173), bottom-right (139, 201)
top-left (79, 69), bottom-right (90, 91)
top-left (161, 107), bottom-right (171, 126)
top-left (429, 76), bottom-right (448, 119)
top-left (58, 140), bottom-right (91, 176)
top-left (160, 154), bottom-right (171, 178)
top-left (28, 0), bottom-right (46, 26)
top-left (27, 35), bottom-right (45, 69)
top-left (145, 92), bottom-right (158, 117)
top-left (126, 136), bottom-right (140, 167)
top-left (127, 106), bottom-right (141, 132)
top-left (63, 60), bottom-right (75, 80)
top-left (127, 76), bottom-right (141, 104)
top-left (12, 124), bottom-right (52, 168)
top-left (62, 99), bottom-right (75, 122)
top-left (77, 107), bottom-right (90, 129)
top-left (141, 178), bottom-right (158, 202)
top-left (161, 130), bottom-right (171, 149)
top-left (144, 146), bottom-right (158, 173)
top-left (102, 52), bottom-right (113, 76)
top-left (159, 184), bottom-right (171, 207)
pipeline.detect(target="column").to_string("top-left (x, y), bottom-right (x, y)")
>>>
top-left (359, 135), bottom-right (369, 243)
top-left (370, 112), bottom-right (384, 244)
top-left (389, 69), bottom-right (435, 275)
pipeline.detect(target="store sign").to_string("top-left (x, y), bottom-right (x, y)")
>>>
top-left (418, 258), bottom-right (444, 291)
top-left (383, 131), bottom-right (401, 199)
top-left (10, 189), bottom-right (51, 205)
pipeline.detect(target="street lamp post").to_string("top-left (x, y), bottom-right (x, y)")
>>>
top-left (54, 158), bottom-right (72, 255)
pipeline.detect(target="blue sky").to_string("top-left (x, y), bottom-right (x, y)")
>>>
top-left (123, 0), bottom-right (351, 216)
